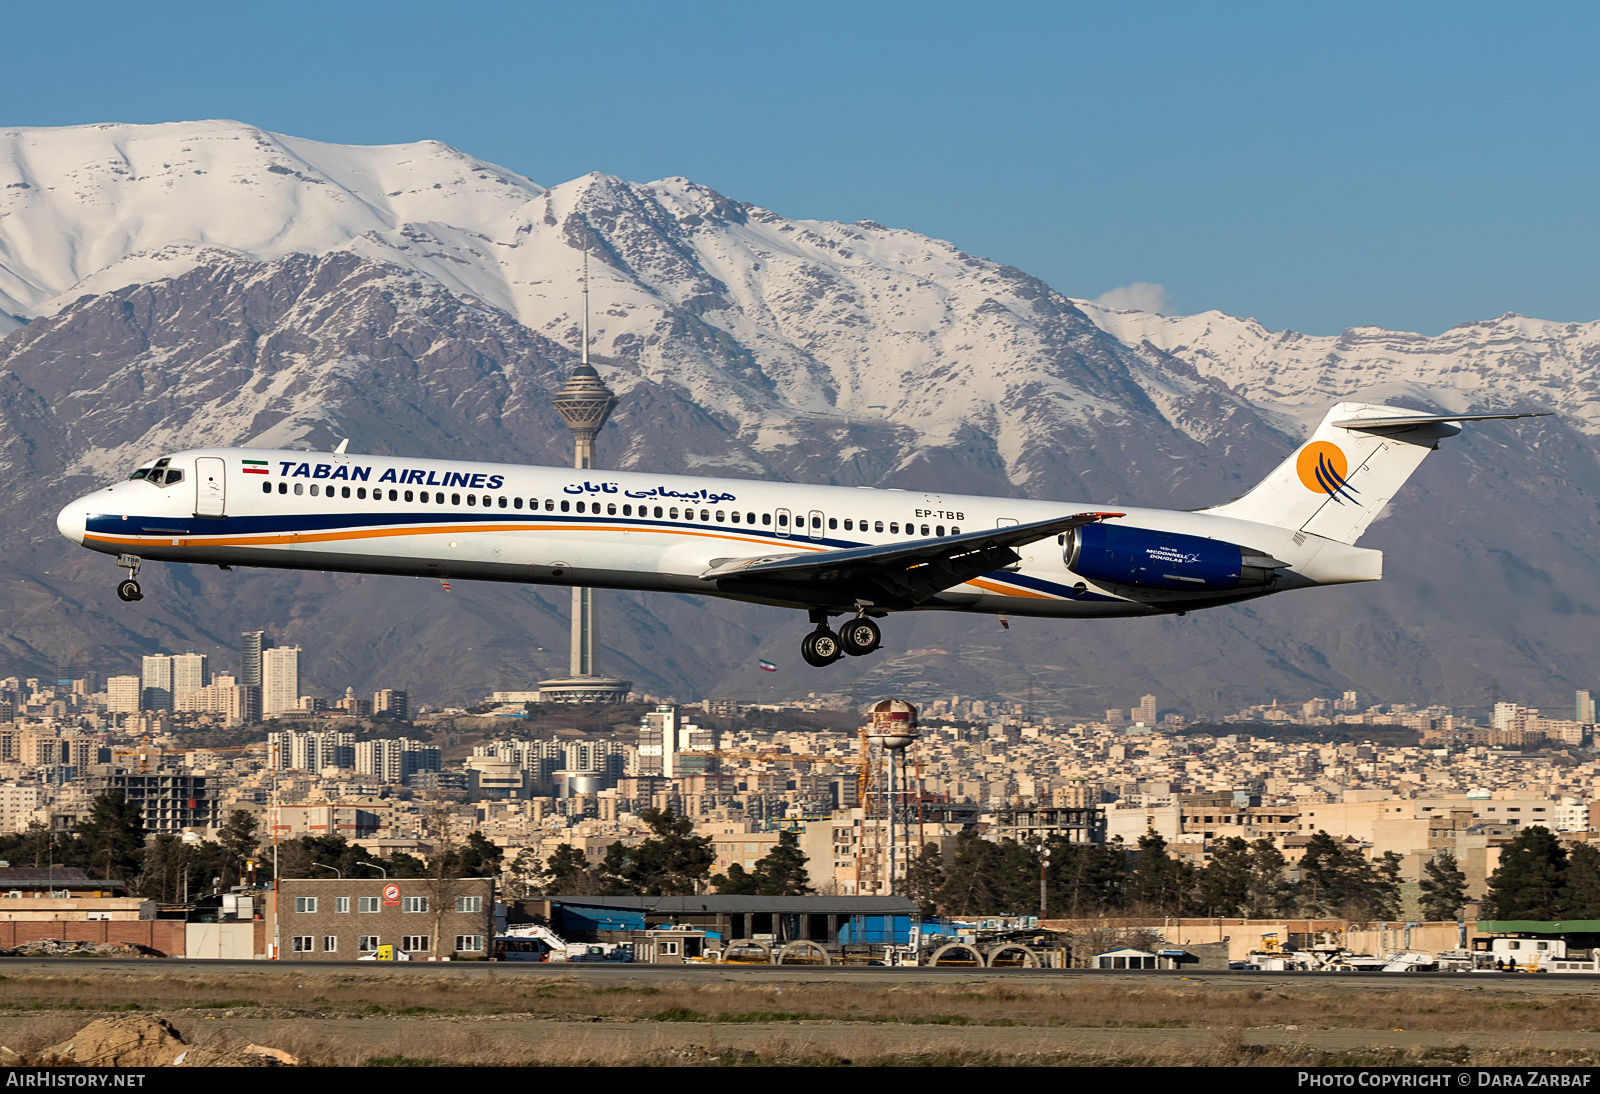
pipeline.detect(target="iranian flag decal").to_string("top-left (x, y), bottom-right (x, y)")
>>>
top-left (241, 460), bottom-right (270, 476)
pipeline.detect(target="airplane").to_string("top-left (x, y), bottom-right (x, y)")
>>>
top-left (55, 401), bottom-right (1543, 667)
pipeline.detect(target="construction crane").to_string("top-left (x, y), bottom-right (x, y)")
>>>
top-left (112, 742), bottom-right (266, 774)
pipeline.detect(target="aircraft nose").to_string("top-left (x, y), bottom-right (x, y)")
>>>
top-left (56, 499), bottom-right (88, 545)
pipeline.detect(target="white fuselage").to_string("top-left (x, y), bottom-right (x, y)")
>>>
top-left (57, 448), bottom-right (1382, 618)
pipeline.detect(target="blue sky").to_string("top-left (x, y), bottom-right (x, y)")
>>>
top-left (7, 1), bottom-right (1598, 334)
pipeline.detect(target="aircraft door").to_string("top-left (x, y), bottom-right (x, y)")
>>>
top-left (775, 508), bottom-right (792, 537)
top-left (807, 510), bottom-right (824, 541)
top-left (195, 457), bottom-right (226, 518)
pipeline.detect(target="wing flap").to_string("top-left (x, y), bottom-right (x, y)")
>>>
top-left (701, 511), bottom-right (1121, 608)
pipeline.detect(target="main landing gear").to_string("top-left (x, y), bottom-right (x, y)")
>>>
top-left (799, 611), bottom-right (883, 667)
top-left (115, 554), bottom-right (143, 602)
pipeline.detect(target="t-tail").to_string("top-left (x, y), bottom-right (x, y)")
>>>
top-left (1205, 401), bottom-right (1546, 544)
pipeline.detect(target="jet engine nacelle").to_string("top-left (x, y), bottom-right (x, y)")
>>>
top-left (1064, 523), bottom-right (1283, 592)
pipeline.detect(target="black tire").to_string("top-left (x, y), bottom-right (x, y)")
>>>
top-left (801, 628), bottom-right (842, 666)
top-left (839, 618), bottom-right (881, 656)
top-left (116, 579), bottom-right (143, 602)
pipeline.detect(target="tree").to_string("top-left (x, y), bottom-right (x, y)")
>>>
top-left (598, 809), bottom-right (714, 895)
top-left (712, 862), bottom-right (762, 895)
top-left (1198, 837), bottom-right (1253, 916)
top-left (1419, 850), bottom-right (1468, 920)
top-left (1244, 838), bottom-right (1291, 918)
top-left (215, 811), bottom-right (260, 887)
top-left (1127, 831), bottom-right (1193, 915)
top-left (543, 845), bottom-right (596, 893)
top-left (1046, 837), bottom-right (1128, 917)
top-left (1565, 844), bottom-right (1600, 918)
top-left (1487, 826), bottom-right (1568, 920)
top-left (73, 792), bottom-right (146, 881)
top-left (1371, 851), bottom-right (1403, 920)
top-left (750, 830), bottom-right (812, 895)
top-left (940, 831), bottom-right (1037, 915)
top-left (904, 842), bottom-right (946, 915)
top-left (1296, 830), bottom-right (1390, 918)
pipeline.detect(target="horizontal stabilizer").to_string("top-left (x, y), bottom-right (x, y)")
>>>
top-left (1205, 401), bottom-right (1549, 544)
top-left (1334, 411), bottom-right (1549, 431)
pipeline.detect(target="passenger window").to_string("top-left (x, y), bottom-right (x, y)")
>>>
top-left (310, 484), bottom-right (319, 496)
top-left (557, 500), bottom-right (566, 511)
top-left (607, 503), bottom-right (617, 515)
top-left (921, 524), bottom-right (929, 536)
top-left (778, 514), bottom-right (788, 527)
top-left (279, 482), bottom-right (288, 494)
top-left (762, 513), bottom-right (771, 525)
top-left (358, 487), bottom-right (367, 499)
top-left (890, 522), bottom-right (898, 533)
top-left (514, 497), bottom-right (523, 509)
top-left (388, 489), bottom-right (398, 501)
top-left (576, 501), bottom-right (585, 513)
top-left (622, 504), bottom-right (632, 516)
top-left (294, 483), bottom-right (304, 495)
top-left (261, 482), bottom-right (271, 494)
top-left (730, 511), bottom-right (739, 523)
top-left (654, 506), bottom-right (663, 518)
top-left (829, 518), bottom-right (837, 529)
top-left (936, 525), bottom-right (944, 536)
top-left (716, 510), bottom-right (725, 522)
top-left (951, 525), bottom-right (959, 534)
top-left (342, 486), bottom-right (351, 498)
top-left (452, 493), bottom-right (460, 505)
top-left (498, 496), bottom-right (507, 508)
top-left (670, 508), bottom-right (679, 519)
top-left (874, 521), bottom-right (883, 533)
top-left (545, 499), bottom-right (554, 511)
top-left (404, 490), bottom-right (413, 502)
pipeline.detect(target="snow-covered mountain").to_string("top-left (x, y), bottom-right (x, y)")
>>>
top-left (1075, 300), bottom-right (1594, 432)
top-left (0, 120), bottom-right (1595, 712)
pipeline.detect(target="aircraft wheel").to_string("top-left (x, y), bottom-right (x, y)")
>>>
top-left (839, 617), bottom-right (881, 656)
top-left (116, 579), bottom-right (143, 602)
top-left (801, 628), bottom-right (842, 667)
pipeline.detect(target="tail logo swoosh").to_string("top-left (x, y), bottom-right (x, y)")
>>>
top-left (1296, 441), bottom-right (1360, 503)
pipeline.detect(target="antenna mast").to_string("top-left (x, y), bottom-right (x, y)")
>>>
top-left (581, 243), bottom-right (590, 366)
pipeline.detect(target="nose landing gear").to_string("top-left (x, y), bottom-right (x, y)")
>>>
top-left (115, 554), bottom-right (143, 602)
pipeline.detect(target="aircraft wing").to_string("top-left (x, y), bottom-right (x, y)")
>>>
top-left (700, 511), bottom-right (1121, 609)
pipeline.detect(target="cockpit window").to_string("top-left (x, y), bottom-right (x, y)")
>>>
top-left (131, 458), bottom-right (183, 487)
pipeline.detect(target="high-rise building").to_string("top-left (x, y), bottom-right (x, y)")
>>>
top-left (106, 676), bottom-right (142, 714)
top-left (372, 689), bottom-right (409, 721)
top-left (1136, 694), bottom-right (1158, 725)
top-left (268, 730), bottom-right (355, 771)
top-left (1578, 690), bottom-right (1596, 724)
top-left (240, 631), bottom-right (265, 688)
top-left (355, 738), bottom-right (440, 784)
top-left (171, 652), bottom-right (210, 706)
top-left (262, 647), bottom-right (301, 716)
top-left (141, 655), bottom-right (173, 712)
top-left (636, 705), bottom-right (716, 778)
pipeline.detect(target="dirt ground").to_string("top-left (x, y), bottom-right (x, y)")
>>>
top-left (0, 962), bottom-right (1595, 1065)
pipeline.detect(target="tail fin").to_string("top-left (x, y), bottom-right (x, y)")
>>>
top-left (1206, 402), bottom-right (1541, 544)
